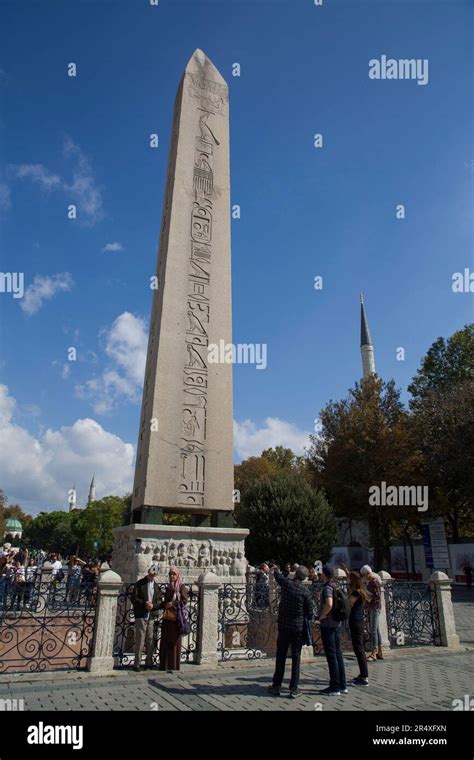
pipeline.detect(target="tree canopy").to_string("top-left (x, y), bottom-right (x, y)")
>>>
top-left (235, 471), bottom-right (336, 567)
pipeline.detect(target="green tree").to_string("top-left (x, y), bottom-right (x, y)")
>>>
top-left (234, 446), bottom-right (310, 500)
top-left (235, 471), bottom-right (336, 566)
top-left (234, 456), bottom-right (276, 496)
top-left (307, 375), bottom-right (420, 570)
top-left (410, 382), bottom-right (474, 541)
top-left (408, 324), bottom-right (474, 409)
top-left (81, 496), bottom-right (128, 555)
top-left (23, 511), bottom-right (78, 556)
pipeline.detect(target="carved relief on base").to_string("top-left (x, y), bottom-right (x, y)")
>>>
top-left (112, 533), bottom-right (248, 583)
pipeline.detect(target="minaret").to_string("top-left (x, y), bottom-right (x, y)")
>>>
top-left (68, 483), bottom-right (77, 512)
top-left (87, 475), bottom-right (96, 506)
top-left (360, 293), bottom-right (376, 377)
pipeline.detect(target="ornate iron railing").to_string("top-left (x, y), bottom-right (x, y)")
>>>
top-left (113, 582), bottom-right (199, 667)
top-left (0, 570), bottom-right (96, 673)
top-left (217, 575), bottom-right (280, 661)
top-left (217, 576), bottom-right (372, 661)
top-left (385, 580), bottom-right (441, 647)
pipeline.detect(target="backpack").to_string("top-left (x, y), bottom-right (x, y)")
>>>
top-left (331, 586), bottom-right (350, 622)
top-left (55, 568), bottom-right (65, 582)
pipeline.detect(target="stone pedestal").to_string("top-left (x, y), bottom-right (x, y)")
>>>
top-left (378, 570), bottom-right (392, 652)
top-left (197, 571), bottom-right (220, 666)
top-left (87, 566), bottom-right (122, 674)
top-left (112, 523), bottom-right (249, 584)
top-left (430, 571), bottom-right (461, 648)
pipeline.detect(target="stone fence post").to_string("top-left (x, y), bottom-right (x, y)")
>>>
top-left (430, 571), bottom-right (460, 648)
top-left (87, 565), bottom-right (122, 673)
top-left (197, 571), bottom-right (220, 667)
top-left (377, 570), bottom-right (392, 652)
top-left (40, 561), bottom-right (53, 582)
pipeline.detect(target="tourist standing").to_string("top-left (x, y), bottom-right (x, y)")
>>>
top-left (50, 554), bottom-right (63, 579)
top-left (341, 564), bottom-right (369, 685)
top-left (66, 556), bottom-right (86, 603)
top-left (0, 554), bottom-right (10, 609)
top-left (131, 564), bottom-right (161, 672)
top-left (10, 560), bottom-right (26, 611)
top-left (24, 558), bottom-right (37, 608)
top-left (318, 563), bottom-right (347, 696)
top-left (82, 559), bottom-right (100, 601)
top-left (268, 565), bottom-right (313, 698)
top-left (361, 565), bottom-right (383, 661)
top-left (255, 563), bottom-right (270, 609)
top-left (159, 567), bottom-right (188, 672)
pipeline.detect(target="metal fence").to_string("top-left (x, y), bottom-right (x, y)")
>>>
top-left (384, 581), bottom-right (441, 647)
top-left (113, 582), bottom-right (200, 668)
top-left (217, 576), bottom-right (373, 661)
top-left (0, 570), bottom-right (97, 673)
top-left (217, 575), bottom-right (281, 661)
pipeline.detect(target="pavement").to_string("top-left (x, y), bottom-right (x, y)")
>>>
top-left (0, 587), bottom-right (472, 712)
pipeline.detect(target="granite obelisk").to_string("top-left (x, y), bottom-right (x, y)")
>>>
top-left (131, 49), bottom-right (234, 523)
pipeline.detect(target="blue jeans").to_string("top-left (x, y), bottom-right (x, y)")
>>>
top-left (369, 608), bottom-right (382, 649)
top-left (320, 625), bottom-right (346, 691)
top-left (0, 576), bottom-right (7, 608)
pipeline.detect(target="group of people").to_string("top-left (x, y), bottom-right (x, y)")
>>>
top-left (268, 561), bottom-right (383, 698)
top-left (49, 554), bottom-right (102, 602)
top-left (0, 546), bottom-right (103, 609)
top-left (0, 548), bottom-right (40, 609)
top-left (132, 565), bottom-right (188, 673)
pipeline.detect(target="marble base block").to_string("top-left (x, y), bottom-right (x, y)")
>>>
top-left (112, 523), bottom-right (249, 584)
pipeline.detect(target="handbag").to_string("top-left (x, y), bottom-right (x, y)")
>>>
top-left (163, 606), bottom-right (178, 622)
top-left (177, 600), bottom-right (191, 635)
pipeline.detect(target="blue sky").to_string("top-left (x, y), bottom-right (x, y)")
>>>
top-left (0, 0), bottom-right (472, 513)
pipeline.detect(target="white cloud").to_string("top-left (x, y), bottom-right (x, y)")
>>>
top-left (0, 385), bottom-right (134, 514)
top-left (52, 360), bottom-right (71, 380)
top-left (9, 163), bottom-right (61, 191)
top-left (75, 311), bottom-right (147, 414)
top-left (7, 137), bottom-right (103, 224)
top-left (20, 272), bottom-right (74, 316)
top-left (63, 137), bottom-right (104, 224)
top-left (102, 242), bottom-right (123, 253)
top-left (233, 417), bottom-right (311, 461)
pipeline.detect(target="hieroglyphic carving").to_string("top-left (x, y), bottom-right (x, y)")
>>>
top-left (178, 80), bottom-right (222, 508)
top-left (187, 74), bottom-right (227, 116)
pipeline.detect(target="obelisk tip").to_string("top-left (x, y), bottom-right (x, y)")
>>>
top-left (184, 48), bottom-right (227, 87)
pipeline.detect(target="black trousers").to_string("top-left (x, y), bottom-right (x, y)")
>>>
top-left (272, 628), bottom-right (303, 689)
top-left (349, 619), bottom-right (368, 679)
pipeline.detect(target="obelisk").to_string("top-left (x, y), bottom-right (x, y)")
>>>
top-left (132, 49), bottom-right (234, 524)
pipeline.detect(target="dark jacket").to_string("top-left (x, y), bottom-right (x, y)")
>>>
top-left (274, 569), bottom-right (313, 631)
top-left (159, 583), bottom-right (188, 610)
top-left (131, 576), bottom-right (162, 620)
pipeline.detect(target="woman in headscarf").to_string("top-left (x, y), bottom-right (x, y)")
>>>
top-left (158, 567), bottom-right (188, 671)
